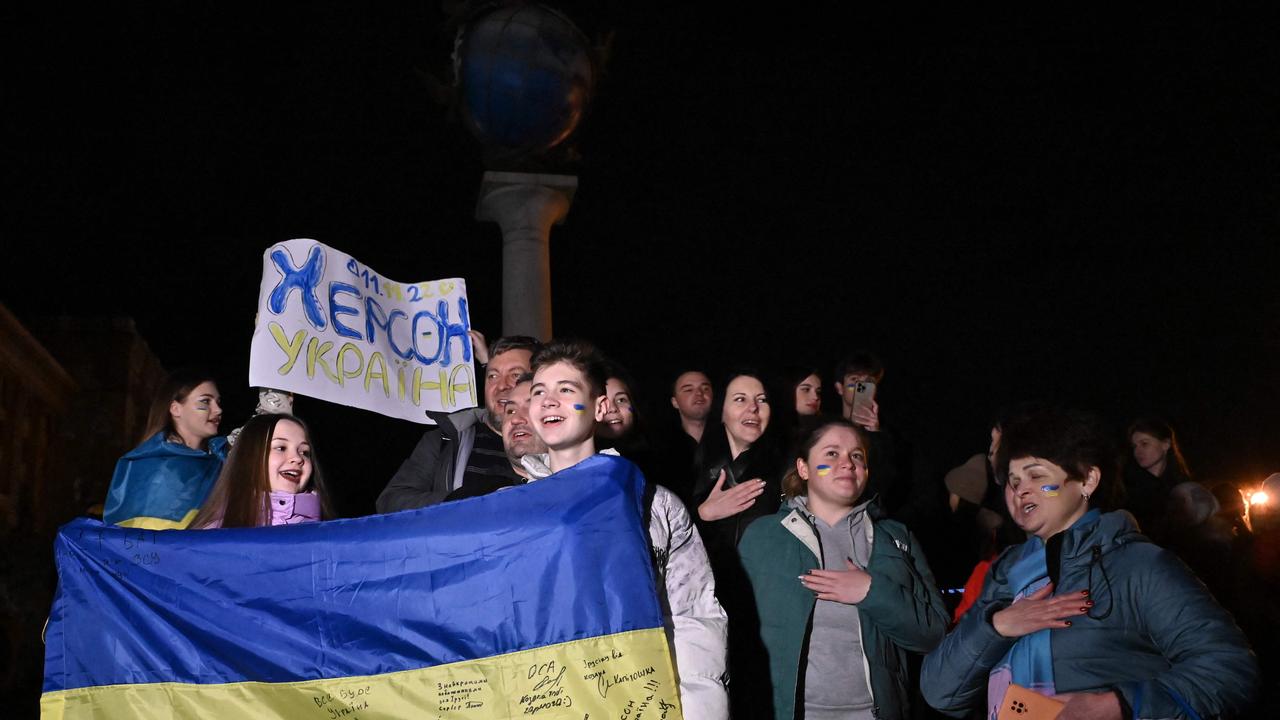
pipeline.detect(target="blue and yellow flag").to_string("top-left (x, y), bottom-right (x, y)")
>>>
top-left (44, 454), bottom-right (684, 719)
top-left (103, 433), bottom-right (229, 529)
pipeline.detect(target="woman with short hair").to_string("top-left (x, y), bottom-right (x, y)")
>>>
top-left (922, 407), bottom-right (1256, 720)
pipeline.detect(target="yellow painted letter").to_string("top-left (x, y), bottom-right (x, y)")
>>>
top-left (336, 343), bottom-right (365, 388)
top-left (269, 323), bottom-right (307, 375)
top-left (365, 352), bottom-right (391, 397)
top-left (306, 338), bottom-right (339, 383)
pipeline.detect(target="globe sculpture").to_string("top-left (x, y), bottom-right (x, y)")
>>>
top-left (457, 4), bottom-right (594, 155)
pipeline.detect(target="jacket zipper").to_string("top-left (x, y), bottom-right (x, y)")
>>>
top-left (851, 516), bottom-right (877, 714)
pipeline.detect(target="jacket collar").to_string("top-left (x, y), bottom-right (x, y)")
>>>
top-left (1056, 509), bottom-right (1142, 559)
top-left (521, 448), bottom-right (622, 481)
top-left (427, 407), bottom-right (491, 438)
top-left (781, 494), bottom-right (876, 564)
top-left (789, 494), bottom-right (875, 528)
top-left (268, 491), bottom-right (321, 523)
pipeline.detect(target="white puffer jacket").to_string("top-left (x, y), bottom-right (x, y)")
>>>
top-left (522, 452), bottom-right (730, 719)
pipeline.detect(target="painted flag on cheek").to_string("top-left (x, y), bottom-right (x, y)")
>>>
top-left (42, 458), bottom-right (683, 719)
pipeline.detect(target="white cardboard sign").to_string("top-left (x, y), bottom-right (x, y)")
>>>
top-left (249, 238), bottom-right (476, 423)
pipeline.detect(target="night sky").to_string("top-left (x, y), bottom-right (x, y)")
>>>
top-left (5, 5), bottom-right (1279, 514)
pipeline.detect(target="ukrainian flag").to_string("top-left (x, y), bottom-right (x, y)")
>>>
top-left (103, 433), bottom-right (229, 529)
top-left (43, 454), bottom-right (683, 719)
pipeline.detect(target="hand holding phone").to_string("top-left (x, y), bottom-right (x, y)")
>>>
top-left (851, 381), bottom-right (877, 417)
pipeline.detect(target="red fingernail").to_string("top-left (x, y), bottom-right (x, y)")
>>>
top-left (1079, 607), bottom-right (1088, 612)
top-left (1085, 600), bottom-right (1094, 607)
top-left (1064, 621), bottom-right (1072, 627)
top-left (1081, 590), bottom-right (1089, 596)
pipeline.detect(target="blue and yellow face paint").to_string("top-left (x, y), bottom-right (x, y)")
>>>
top-left (572, 403), bottom-right (586, 415)
top-left (815, 465), bottom-right (833, 477)
top-left (1040, 484), bottom-right (1061, 497)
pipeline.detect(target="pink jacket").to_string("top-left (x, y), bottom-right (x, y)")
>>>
top-left (199, 491), bottom-right (322, 529)
top-left (268, 491), bottom-right (322, 526)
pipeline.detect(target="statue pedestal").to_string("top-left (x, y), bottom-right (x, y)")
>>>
top-left (475, 171), bottom-right (578, 341)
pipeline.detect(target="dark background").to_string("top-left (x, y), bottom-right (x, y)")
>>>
top-left (5, 4), bottom-right (1279, 517)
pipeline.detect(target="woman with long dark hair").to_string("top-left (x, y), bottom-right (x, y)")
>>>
top-left (1123, 416), bottom-right (1191, 540)
top-left (594, 361), bottom-right (658, 481)
top-left (770, 365), bottom-right (826, 455)
top-left (690, 368), bottom-right (785, 718)
top-left (104, 369), bottom-right (228, 528)
top-left (692, 369), bottom-right (784, 538)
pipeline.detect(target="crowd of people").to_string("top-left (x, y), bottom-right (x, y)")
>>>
top-left (101, 333), bottom-right (1274, 719)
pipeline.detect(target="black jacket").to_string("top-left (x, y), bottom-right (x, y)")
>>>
top-left (375, 408), bottom-right (515, 512)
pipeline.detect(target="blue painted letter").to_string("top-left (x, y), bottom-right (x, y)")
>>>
top-left (365, 296), bottom-right (411, 359)
top-left (328, 282), bottom-right (363, 340)
top-left (268, 245), bottom-right (326, 330)
top-left (410, 308), bottom-right (445, 366)
top-left (437, 298), bottom-right (472, 366)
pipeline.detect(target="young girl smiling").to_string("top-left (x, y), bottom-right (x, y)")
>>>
top-left (193, 413), bottom-right (333, 528)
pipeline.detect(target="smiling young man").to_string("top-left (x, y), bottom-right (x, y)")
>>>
top-left (527, 351), bottom-right (604, 473)
top-left (519, 340), bottom-right (729, 719)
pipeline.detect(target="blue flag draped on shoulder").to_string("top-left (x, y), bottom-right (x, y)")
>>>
top-left (102, 433), bottom-right (229, 529)
top-left (43, 455), bottom-right (684, 719)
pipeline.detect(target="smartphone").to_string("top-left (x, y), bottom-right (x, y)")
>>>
top-left (851, 380), bottom-right (877, 417)
top-left (996, 684), bottom-right (1064, 720)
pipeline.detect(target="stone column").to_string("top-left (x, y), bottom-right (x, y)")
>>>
top-left (475, 171), bottom-right (578, 341)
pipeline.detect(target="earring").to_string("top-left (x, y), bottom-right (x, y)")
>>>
top-left (1082, 491), bottom-right (1090, 500)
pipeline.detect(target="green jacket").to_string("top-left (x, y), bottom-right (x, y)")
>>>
top-left (739, 500), bottom-right (949, 719)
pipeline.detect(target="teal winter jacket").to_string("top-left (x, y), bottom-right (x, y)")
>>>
top-left (740, 500), bottom-right (949, 719)
top-left (920, 510), bottom-right (1257, 719)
